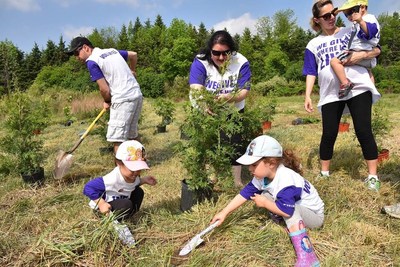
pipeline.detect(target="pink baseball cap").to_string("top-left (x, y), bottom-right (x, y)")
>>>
top-left (115, 140), bottom-right (149, 171)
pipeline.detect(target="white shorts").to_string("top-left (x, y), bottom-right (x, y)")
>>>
top-left (106, 97), bottom-right (143, 143)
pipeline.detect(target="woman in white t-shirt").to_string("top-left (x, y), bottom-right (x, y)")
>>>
top-left (189, 30), bottom-right (251, 187)
top-left (302, 0), bottom-right (381, 191)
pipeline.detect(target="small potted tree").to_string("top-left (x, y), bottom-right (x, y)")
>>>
top-left (339, 114), bottom-right (350, 132)
top-left (258, 95), bottom-right (277, 132)
top-left (179, 88), bottom-right (245, 211)
top-left (0, 91), bottom-right (49, 184)
top-left (154, 98), bottom-right (175, 133)
top-left (371, 105), bottom-right (392, 162)
top-left (248, 93), bottom-right (277, 133)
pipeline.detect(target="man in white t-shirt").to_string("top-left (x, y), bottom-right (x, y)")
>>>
top-left (67, 37), bottom-right (143, 153)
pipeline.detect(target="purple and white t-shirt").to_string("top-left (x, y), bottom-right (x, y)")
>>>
top-left (189, 52), bottom-right (251, 110)
top-left (349, 13), bottom-right (380, 51)
top-left (302, 27), bottom-right (380, 111)
top-left (86, 47), bottom-right (142, 103)
top-left (240, 164), bottom-right (324, 217)
top-left (83, 167), bottom-right (141, 209)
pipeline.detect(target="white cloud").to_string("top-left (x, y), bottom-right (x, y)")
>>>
top-left (63, 26), bottom-right (94, 41)
top-left (212, 13), bottom-right (257, 36)
top-left (94, 0), bottom-right (140, 7)
top-left (0, 0), bottom-right (40, 12)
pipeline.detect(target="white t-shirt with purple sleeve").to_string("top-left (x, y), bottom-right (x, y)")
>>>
top-left (86, 47), bottom-right (142, 103)
top-left (239, 164), bottom-right (324, 217)
top-left (189, 52), bottom-right (251, 110)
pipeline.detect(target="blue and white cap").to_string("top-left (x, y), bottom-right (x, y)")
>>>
top-left (236, 135), bottom-right (283, 165)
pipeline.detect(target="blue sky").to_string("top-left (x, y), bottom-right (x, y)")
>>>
top-left (0, 0), bottom-right (398, 53)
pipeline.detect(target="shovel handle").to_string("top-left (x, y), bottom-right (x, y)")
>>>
top-left (198, 220), bottom-right (219, 237)
top-left (67, 108), bottom-right (107, 153)
top-left (81, 108), bottom-right (107, 139)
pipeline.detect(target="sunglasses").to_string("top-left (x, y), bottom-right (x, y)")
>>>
top-left (318, 8), bottom-right (338, 21)
top-left (344, 5), bottom-right (361, 18)
top-left (74, 46), bottom-right (83, 56)
top-left (211, 49), bottom-right (231, 57)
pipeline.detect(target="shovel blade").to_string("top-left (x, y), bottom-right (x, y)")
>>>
top-left (53, 150), bottom-right (74, 179)
top-left (179, 235), bottom-right (204, 256)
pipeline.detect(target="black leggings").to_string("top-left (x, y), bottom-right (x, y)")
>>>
top-left (109, 186), bottom-right (144, 221)
top-left (220, 108), bottom-right (246, 166)
top-left (320, 91), bottom-right (378, 161)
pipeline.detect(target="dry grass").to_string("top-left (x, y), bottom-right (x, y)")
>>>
top-left (0, 94), bottom-right (400, 266)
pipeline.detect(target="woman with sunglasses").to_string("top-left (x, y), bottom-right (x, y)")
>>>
top-left (303, 0), bottom-right (382, 191)
top-left (189, 30), bottom-right (251, 187)
top-left (331, 0), bottom-right (380, 98)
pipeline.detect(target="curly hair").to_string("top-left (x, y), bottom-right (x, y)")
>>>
top-left (262, 149), bottom-right (303, 175)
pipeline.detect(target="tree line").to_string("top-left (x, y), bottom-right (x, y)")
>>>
top-left (1, 10), bottom-right (399, 98)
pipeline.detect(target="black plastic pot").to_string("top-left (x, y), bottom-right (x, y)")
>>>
top-left (157, 125), bottom-right (166, 133)
top-left (180, 179), bottom-right (213, 212)
top-left (21, 167), bottom-right (45, 185)
top-left (180, 131), bottom-right (190, 140)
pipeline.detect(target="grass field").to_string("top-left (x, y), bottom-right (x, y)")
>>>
top-left (1, 93), bottom-right (399, 266)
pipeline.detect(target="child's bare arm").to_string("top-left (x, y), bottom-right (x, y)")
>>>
top-left (95, 198), bottom-right (111, 214)
top-left (140, 176), bottom-right (157, 186)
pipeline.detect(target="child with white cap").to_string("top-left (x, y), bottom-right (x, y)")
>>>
top-left (83, 140), bottom-right (157, 221)
top-left (210, 135), bottom-right (324, 266)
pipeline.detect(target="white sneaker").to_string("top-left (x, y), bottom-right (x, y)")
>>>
top-left (316, 172), bottom-right (329, 180)
top-left (364, 177), bottom-right (381, 191)
top-left (382, 203), bottom-right (400, 219)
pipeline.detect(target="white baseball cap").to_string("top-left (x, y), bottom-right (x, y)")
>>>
top-left (236, 135), bottom-right (283, 165)
top-left (115, 140), bottom-right (149, 171)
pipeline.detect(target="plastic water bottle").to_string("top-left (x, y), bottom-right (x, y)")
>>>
top-left (113, 221), bottom-right (136, 247)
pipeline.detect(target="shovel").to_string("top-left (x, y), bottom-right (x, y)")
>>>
top-left (179, 220), bottom-right (219, 256)
top-left (54, 108), bottom-right (107, 179)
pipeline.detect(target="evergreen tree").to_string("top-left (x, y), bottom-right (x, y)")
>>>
top-left (195, 22), bottom-right (209, 50)
top-left (144, 18), bottom-right (152, 29)
top-left (88, 29), bottom-right (104, 48)
top-left (56, 36), bottom-right (69, 64)
top-left (117, 24), bottom-right (130, 49)
top-left (0, 41), bottom-right (22, 94)
top-left (379, 12), bottom-right (400, 65)
top-left (132, 17), bottom-right (142, 36)
top-left (22, 43), bottom-right (43, 89)
top-left (154, 14), bottom-right (166, 29)
top-left (41, 40), bottom-right (58, 66)
top-left (336, 16), bottom-right (345, 28)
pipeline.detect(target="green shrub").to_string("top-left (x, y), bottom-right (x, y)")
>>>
top-left (32, 61), bottom-right (96, 93)
top-left (252, 76), bottom-right (303, 97)
top-left (136, 68), bottom-right (166, 98)
top-left (0, 91), bottom-right (50, 175)
top-left (252, 76), bottom-right (287, 96)
top-left (371, 103), bottom-right (392, 151)
top-left (154, 98), bottom-right (175, 127)
top-left (165, 75), bottom-right (189, 100)
top-left (179, 88), bottom-right (245, 190)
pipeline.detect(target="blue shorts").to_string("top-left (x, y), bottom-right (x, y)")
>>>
top-left (106, 97), bottom-right (143, 143)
